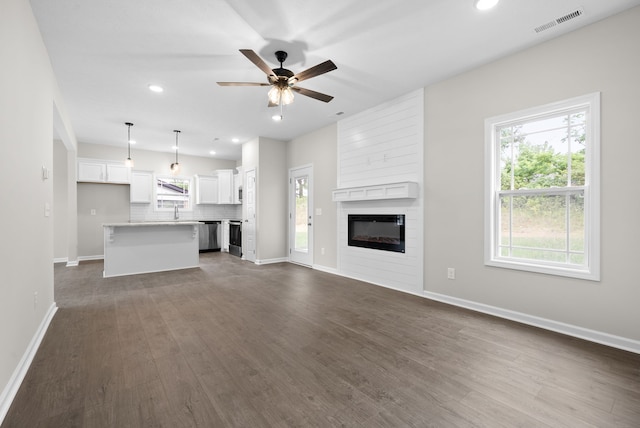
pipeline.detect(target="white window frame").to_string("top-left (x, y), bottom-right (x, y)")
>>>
top-left (154, 175), bottom-right (193, 212)
top-left (484, 93), bottom-right (600, 281)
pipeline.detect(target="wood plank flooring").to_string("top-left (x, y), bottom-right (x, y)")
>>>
top-left (3, 252), bottom-right (640, 427)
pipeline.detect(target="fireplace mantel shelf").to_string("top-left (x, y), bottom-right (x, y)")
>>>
top-left (332, 182), bottom-right (418, 202)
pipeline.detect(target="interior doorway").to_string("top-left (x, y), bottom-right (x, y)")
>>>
top-left (289, 165), bottom-right (313, 266)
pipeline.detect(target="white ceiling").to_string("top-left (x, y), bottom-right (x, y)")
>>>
top-left (31, 0), bottom-right (640, 160)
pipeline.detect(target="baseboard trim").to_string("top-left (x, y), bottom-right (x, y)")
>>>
top-left (53, 257), bottom-right (67, 264)
top-left (66, 260), bottom-right (79, 267)
top-left (422, 290), bottom-right (640, 355)
top-left (0, 302), bottom-right (57, 425)
top-left (322, 268), bottom-right (640, 355)
top-left (311, 264), bottom-right (340, 275)
top-left (78, 255), bottom-right (103, 262)
top-left (255, 257), bottom-right (288, 265)
top-left (336, 271), bottom-right (424, 298)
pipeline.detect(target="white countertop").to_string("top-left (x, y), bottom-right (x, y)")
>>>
top-left (104, 221), bottom-right (202, 227)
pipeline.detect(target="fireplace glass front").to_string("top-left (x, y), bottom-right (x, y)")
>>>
top-left (347, 214), bottom-right (405, 253)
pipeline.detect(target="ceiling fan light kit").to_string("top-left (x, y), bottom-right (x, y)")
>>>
top-left (217, 49), bottom-right (337, 111)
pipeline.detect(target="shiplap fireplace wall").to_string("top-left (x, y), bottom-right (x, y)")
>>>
top-left (335, 89), bottom-right (424, 295)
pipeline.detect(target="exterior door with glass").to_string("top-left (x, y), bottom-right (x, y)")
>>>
top-left (289, 165), bottom-right (313, 266)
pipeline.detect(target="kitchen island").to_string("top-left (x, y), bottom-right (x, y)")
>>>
top-left (103, 222), bottom-right (200, 278)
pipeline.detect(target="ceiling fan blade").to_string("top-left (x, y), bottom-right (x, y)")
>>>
top-left (290, 60), bottom-right (337, 84)
top-left (217, 82), bottom-right (271, 86)
top-left (268, 100), bottom-right (279, 108)
top-left (240, 49), bottom-right (277, 80)
top-left (291, 86), bottom-right (334, 103)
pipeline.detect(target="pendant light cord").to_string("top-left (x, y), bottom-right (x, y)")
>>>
top-left (174, 130), bottom-right (180, 164)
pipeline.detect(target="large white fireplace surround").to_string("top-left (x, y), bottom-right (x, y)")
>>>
top-left (336, 89), bottom-right (424, 295)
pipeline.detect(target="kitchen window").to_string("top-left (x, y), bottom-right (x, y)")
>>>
top-left (156, 176), bottom-right (192, 211)
top-left (484, 93), bottom-right (600, 280)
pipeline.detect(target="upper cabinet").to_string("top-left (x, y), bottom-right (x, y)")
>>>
top-left (77, 158), bottom-right (131, 184)
top-left (216, 169), bottom-right (234, 205)
top-left (130, 171), bottom-right (153, 203)
top-left (195, 170), bottom-right (240, 204)
top-left (195, 175), bottom-right (219, 204)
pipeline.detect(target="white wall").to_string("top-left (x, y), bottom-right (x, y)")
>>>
top-left (241, 137), bottom-right (288, 263)
top-left (0, 0), bottom-right (75, 420)
top-left (287, 124), bottom-right (338, 269)
top-left (77, 183), bottom-right (130, 258)
top-left (53, 140), bottom-right (69, 261)
top-left (257, 138), bottom-right (288, 262)
top-left (424, 6), bottom-right (640, 344)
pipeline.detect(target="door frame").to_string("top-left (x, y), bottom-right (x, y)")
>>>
top-left (289, 164), bottom-right (313, 266)
top-left (243, 167), bottom-right (257, 263)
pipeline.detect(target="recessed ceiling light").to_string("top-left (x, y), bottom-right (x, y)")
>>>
top-left (272, 115), bottom-right (283, 121)
top-left (475, 0), bottom-right (499, 10)
top-left (128, 140), bottom-right (136, 145)
top-left (209, 150), bottom-right (216, 155)
top-left (232, 138), bottom-right (240, 143)
top-left (148, 84), bottom-right (163, 93)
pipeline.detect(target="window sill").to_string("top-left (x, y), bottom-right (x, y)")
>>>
top-left (485, 258), bottom-right (599, 281)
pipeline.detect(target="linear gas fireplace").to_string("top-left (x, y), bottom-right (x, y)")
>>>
top-left (348, 214), bottom-right (405, 253)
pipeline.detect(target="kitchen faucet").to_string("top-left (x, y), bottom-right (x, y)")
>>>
top-left (174, 205), bottom-right (179, 220)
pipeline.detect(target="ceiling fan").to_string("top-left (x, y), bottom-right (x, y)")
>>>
top-left (217, 49), bottom-right (337, 107)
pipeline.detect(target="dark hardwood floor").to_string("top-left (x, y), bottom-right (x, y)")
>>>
top-left (3, 252), bottom-right (639, 427)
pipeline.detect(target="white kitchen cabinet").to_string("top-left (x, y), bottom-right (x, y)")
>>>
top-left (77, 158), bottom-right (131, 183)
top-left (233, 173), bottom-right (243, 204)
top-left (77, 160), bottom-right (106, 182)
top-left (130, 171), bottom-right (153, 203)
top-left (195, 175), bottom-right (219, 204)
top-left (106, 163), bottom-right (131, 183)
top-left (216, 169), bottom-right (234, 204)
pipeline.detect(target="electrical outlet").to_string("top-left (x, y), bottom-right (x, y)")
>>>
top-left (447, 268), bottom-right (455, 280)
top-left (34, 291), bottom-right (38, 308)
top-left (321, 247), bottom-right (325, 255)
top-left (90, 209), bottom-right (96, 215)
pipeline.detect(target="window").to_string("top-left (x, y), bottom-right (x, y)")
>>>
top-left (485, 93), bottom-right (600, 280)
top-left (155, 176), bottom-right (192, 211)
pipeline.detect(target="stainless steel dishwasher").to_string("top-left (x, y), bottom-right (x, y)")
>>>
top-left (198, 221), bottom-right (221, 252)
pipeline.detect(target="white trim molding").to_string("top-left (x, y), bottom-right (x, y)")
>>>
top-left (255, 257), bottom-right (289, 265)
top-left (77, 255), bottom-right (103, 262)
top-left (312, 264), bottom-right (340, 276)
top-left (327, 267), bottom-right (640, 355)
top-left (422, 290), bottom-right (640, 355)
top-left (332, 182), bottom-right (418, 202)
top-left (0, 303), bottom-right (58, 425)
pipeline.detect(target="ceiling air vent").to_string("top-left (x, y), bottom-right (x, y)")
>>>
top-left (534, 8), bottom-right (584, 33)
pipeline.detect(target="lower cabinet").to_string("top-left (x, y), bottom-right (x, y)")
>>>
top-left (221, 220), bottom-right (230, 252)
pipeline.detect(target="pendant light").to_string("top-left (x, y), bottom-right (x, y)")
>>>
top-left (124, 122), bottom-right (134, 167)
top-left (171, 130), bottom-right (181, 175)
